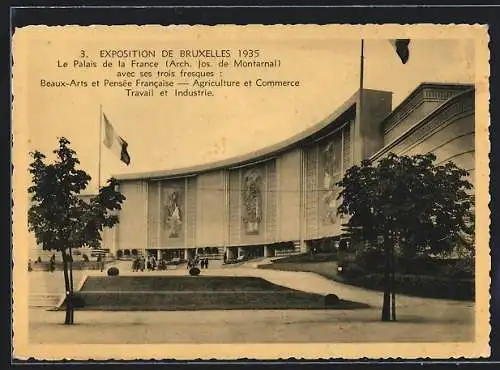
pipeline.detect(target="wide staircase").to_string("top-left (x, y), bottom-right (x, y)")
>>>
top-left (29, 270), bottom-right (86, 308)
top-left (61, 275), bottom-right (340, 311)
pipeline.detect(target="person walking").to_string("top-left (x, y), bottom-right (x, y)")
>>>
top-left (205, 258), bottom-right (209, 269)
top-left (49, 254), bottom-right (56, 273)
top-left (98, 255), bottom-right (104, 272)
top-left (147, 255), bottom-right (155, 271)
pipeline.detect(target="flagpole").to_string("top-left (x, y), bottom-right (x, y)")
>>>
top-left (360, 39), bottom-right (364, 107)
top-left (98, 104), bottom-right (102, 191)
top-left (354, 39), bottom-right (364, 164)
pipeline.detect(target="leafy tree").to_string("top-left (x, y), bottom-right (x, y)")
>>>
top-left (28, 137), bottom-right (125, 324)
top-left (336, 153), bottom-right (474, 321)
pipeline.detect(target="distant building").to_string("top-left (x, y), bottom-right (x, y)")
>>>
top-left (30, 82), bottom-right (475, 262)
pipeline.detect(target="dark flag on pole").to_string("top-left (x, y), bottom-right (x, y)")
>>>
top-left (390, 39), bottom-right (411, 64)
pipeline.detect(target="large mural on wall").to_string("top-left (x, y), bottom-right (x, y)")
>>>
top-left (242, 169), bottom-right (263, 235)
top-left (162, 187), bottom-right (183, 238)
top-left (321, 132), bottom-right (343, 224)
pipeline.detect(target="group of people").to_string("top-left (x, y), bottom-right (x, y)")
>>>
top-left (30, 254), bottom-right (56, 272)
top-left (29, 253), bottom-right (107, 273)
top-left (132, 255), bottom-right (169, 272)
top-left (187, 256), bottom-right (210, 269)
top-left (130, 254), bottom-right (212, 272)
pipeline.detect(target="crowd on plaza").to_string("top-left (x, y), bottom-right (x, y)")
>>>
top-left (187, 255), bottom-right (210, 270)
top-left (132, 255), bottom-right (162, 272)
top-left (27, 253), bottom-right (58, 272)
top-left (131, 254), bottom-right (211, 272)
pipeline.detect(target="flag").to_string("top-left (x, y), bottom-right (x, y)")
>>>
top-left (102, 113), bottom-right (131, 165)
top-left (390, 39), bottom-right (410, 64)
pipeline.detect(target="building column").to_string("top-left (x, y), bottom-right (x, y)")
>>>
top-left (296, 241), bottom-right (309, 254)
top-left (157, 249), bottom-right (161, 261)
top-left (184, 248), bottom-right (189, 260)
top-left (226, 247), bottom-right (236, 260)
top-left (264, 245), bottom-right (274, 258)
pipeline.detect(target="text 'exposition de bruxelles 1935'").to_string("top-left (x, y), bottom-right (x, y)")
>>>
top-left (94, 49), bottom-right (279, 67)
top-left (98, 48), bottom-right (262, 60)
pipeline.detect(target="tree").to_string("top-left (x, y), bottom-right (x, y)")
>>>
top-left (336, 153), bottom-right (474, 321)
top-left (28, 137), bottom-right (125, 324)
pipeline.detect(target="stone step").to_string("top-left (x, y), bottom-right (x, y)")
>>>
top-left (29, 293), bottom-right (62, 307)
top-left (65, 290), bottom-right (330, 311)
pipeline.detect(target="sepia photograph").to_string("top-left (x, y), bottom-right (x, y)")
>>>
top-left (11, 24), bottom-right (490, 360)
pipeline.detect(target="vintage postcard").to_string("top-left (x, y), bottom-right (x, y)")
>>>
top-left (12, 24), bottom-right (490, 360)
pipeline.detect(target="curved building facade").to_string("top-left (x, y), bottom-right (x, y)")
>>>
top-left (108, 82), bottom-right (474, 261)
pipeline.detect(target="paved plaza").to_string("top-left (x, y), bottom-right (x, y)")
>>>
top-left (28, 260), bottom-right (475, 343)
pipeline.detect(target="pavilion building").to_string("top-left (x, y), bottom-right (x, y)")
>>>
top-left (30, 82), bottom-right (474, 262)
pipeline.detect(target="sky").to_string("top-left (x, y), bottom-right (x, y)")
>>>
top-left (13, 25), bottom-right (480, 194)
